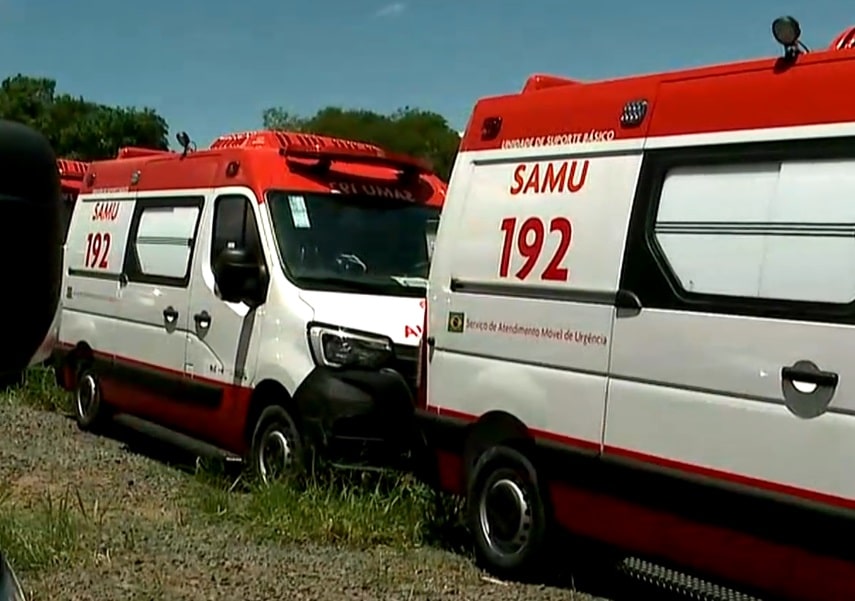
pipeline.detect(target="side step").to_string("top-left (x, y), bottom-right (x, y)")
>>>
top-left (112, 413), bottom-right (243, 464)
top-left (614, 557), bottom-right (765, 601)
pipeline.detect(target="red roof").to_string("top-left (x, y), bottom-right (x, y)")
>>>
top-left (79, 130), bottom-right (446, 207)
top-left (460, 32), bottom-right (855, 152)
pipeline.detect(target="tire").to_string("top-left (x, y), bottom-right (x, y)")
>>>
top-left (248, 405), bottom-right (305, 485)
top-left (467, 445), bottom-right (551, 580)
top-left (74, 368), bottom-right (106, 431)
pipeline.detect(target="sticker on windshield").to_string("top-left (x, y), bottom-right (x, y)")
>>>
top-left (288, 195), bottom-right (311, 228)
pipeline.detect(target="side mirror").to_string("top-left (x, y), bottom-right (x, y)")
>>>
top-left (213, 247), bottom-right (267, 306)
top-left (0, 554), bottom-right (25, 601)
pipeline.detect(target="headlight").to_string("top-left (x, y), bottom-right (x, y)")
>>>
top-left (307, 324), bottom-right (393, 370)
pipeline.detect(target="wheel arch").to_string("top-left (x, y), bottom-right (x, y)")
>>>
top-left (56, 341), bottom-right (94, 390)
top-left (243, 378), bottom-right (299, 447)
top-left (462, 410), bottom-right (535, 489)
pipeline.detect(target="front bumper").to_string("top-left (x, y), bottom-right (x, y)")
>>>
top-left (293, 364), bottom-right (419, 459)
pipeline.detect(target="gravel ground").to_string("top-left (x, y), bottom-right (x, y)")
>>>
top-left (0, 400), bottom-right (607, 601)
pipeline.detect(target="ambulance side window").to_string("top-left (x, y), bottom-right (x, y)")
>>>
top-left (621, 137), bottom-right (855, 323)
top-left (124, 196), bottom-right (204, 288)
top-left (211, 195), bottom-right (263, 264)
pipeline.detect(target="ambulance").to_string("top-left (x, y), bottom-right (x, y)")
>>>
top-left (1, 158), bottom-right (90, 388)
top-left (417, 17), bottom-right (855, 601)
top-left (53, 130), bottom-right (445, 481)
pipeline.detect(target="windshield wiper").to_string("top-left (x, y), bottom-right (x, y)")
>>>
top-left (390, 275), bottom-right (427, 288)
top-left (297, 275), bottom-right (390, 293)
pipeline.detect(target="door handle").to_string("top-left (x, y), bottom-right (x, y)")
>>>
top-left (781, 364), bottom-right (839, 388)
top-left (162, 306), bottom-right (178, 323)
top-left (780, 359), bottom-right (838, 420)
top-left (194, 310), bottom-right (211, 330)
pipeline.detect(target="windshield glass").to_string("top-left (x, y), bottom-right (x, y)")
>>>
top-left (267, 190), bottom-right (441, 297)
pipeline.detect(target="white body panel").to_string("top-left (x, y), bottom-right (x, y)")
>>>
top-left (607, 311), bottom-right (855, 497)
top-left (428, 150), bottom-right (641, 447)
top-left (299, 290), bottom-right (426, 347)
top-left (426, 122), bottom-right (855, 505)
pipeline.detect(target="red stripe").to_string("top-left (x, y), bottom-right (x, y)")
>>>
top-left (54, 343), bottom-right (252, 451)
top-left (605, 444), bottom-right (855, 511)
top-left (547, 482), bottom-right (855, 601)
top-left (56, 342), bottom-right (250, 390)
top-left (427, 405), bottom-right (855, 511)
top-left (432, 439), bottom-right (855, 601)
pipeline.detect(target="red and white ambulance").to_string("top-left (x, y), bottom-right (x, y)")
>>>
top-left (53, 130), bottom-right (445, 479)
top-left (418, 17), bottom-right (855, 601)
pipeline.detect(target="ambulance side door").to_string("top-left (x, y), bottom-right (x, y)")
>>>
top-left (112, 195), bottom-right (203, 422)
top-left (184, 190), bottom-right (267, 448)
top-left (607, 136), bottom-right (855, 504)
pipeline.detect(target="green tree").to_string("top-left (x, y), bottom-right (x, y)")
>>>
top-left (0, 74), bottom-right (169, 160)
top-left (262, 106), bottom-right (460, 181)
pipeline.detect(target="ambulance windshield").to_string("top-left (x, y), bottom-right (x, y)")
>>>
top-left (266, 190), bottom-right (440, 297)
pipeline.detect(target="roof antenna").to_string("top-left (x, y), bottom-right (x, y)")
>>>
top-left (176, 131), bottom-right (196, 157)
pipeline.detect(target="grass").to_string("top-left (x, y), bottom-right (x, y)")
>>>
top-left (6, 365), bottom-right (470, 556)
top-left (0, 486), bottom-right (86, 573)
top-left (4, 364), bottom-right (71, 413)
top-left (191, 464), bottom-right (468, 552)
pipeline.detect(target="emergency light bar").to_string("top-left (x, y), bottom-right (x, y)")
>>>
top-left (56, 159), bottom-right (87, 180)
top-left (210, 130), bottom-right (433, 176)
top-left (279, 143), bottom-right (433, 175)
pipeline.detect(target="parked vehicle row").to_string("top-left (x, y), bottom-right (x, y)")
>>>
top-left (36, 15), bottom-right (855, 601)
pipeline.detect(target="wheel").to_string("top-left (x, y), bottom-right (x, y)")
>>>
top-left (74, 368), bottom-right (106, 431)
top-left (467, 445), bottom-right (551, 580)
top-left (248, 405), bottom-right (305, 485)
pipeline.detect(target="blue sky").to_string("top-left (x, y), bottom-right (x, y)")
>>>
top-left (0, 0), bottom-right (851, 148)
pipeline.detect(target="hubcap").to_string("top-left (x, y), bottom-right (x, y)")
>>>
top-left (76, 374), bottom-right (97, 419)
top-left (478, 475), bottom-right (533, 556)
top-left (258, 429), bottom-right (293, 483)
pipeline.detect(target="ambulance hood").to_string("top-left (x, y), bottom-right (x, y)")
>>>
top-left (298, 290), bottom-right (425, 347)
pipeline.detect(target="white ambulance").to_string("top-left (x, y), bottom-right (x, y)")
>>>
top-left (54, 131), bottom-right (445, 481)
top-left (418, 17), bottom-right (855, 601)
